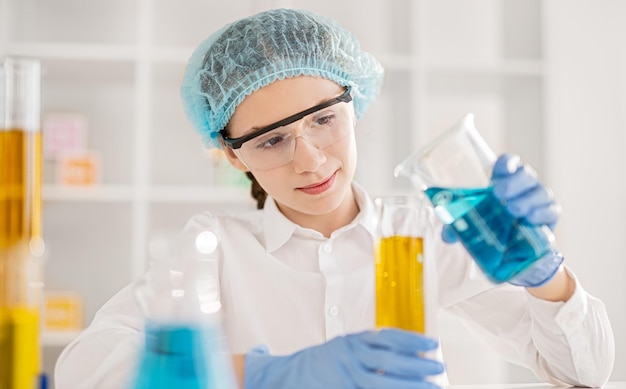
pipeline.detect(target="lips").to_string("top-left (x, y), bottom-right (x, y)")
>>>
top-left (297, 172), bottom-right (337, 195)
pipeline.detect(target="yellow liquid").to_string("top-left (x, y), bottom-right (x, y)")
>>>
top-left (375, 236), bottom-right (425, 333)
top-left (0, 129), bottom-right (42, 389)
top-left (1, 129), bottom-right (42, 247)
top-left (0, 307), bottom-right (40, 389)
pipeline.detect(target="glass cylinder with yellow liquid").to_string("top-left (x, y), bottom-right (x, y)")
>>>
top-left (1, 58), bottom-right (44, 389)
top-left (374, 195), bottom-right (433, 334)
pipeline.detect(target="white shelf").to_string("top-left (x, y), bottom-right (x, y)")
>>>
top-left (4, 43), bottom-right (203, 64)
top-left (4, 42), bottom-right (136, 61)
top-left (43, 185), bottom-right (134, 202)
top-left (148, 186), bottom-right (251, 204)
top-left (42, 185), bottom-right (251, 204)
top-left (5, 42), bottom-right (545, 76)
top-left (378, 55), bottom-right (544, 75)
top-left (151, 47), bottom-right (194, 63)
top-left (422, 59), bottom-right (545, 75)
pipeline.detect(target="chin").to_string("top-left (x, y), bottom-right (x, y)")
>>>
top-left (312, 176), bottom-right (353, 213)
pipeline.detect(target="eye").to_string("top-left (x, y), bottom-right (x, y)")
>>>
top-left (314, 113), bottom-right (336, 127)
top-left (254, 131), bottom-right (291, 150)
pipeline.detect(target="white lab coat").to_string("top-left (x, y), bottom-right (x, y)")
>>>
top-left (55, 183), bottom-right (615, 388)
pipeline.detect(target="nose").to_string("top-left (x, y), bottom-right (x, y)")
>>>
top-left (291, 134), bottom-right (326, 174)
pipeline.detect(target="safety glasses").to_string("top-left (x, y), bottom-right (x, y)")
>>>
top-left (219, 86), bottom-right (354, 170)
top-left (220, 86), bottom-right (352, 150)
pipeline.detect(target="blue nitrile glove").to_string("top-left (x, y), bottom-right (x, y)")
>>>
top-left (245, 329), bottom-right (444, 389)
top-left (442, 153), bottom-right (564, 287)
top-left (490, 153), bottom-right (560, 228)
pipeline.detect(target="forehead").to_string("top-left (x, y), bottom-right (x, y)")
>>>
top-left (228, 77), bottom-right (343, 137)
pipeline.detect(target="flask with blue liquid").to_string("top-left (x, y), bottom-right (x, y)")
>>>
top-left (130, 227), bottom-right (237, 389)
top-left (394, 114), bottom-right (555, 284)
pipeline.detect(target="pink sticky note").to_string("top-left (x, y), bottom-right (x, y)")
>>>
top-left (43, 114), bottom-right (88, 159)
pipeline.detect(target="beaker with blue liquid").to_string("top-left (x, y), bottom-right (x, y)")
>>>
top-left (394, 114), bottom-right (555, 284)
top-left (130, 228), bottom-right (237, 389)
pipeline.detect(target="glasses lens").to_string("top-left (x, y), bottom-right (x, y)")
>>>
top-left (238, 127), bottom-right (296, 170)
top-left (238, 105), bottom-right (352, 170)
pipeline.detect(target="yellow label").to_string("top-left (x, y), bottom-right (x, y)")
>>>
top-left (375, 236), bottom-right (425, 333)
top-left (44, 293), bottom-right (83, 330)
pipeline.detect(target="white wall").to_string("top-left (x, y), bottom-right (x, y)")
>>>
top-left (544, 0), bottom-right (626, 381)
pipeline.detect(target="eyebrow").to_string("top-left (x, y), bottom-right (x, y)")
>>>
top-left (220, 86), bottom-right (352, 149)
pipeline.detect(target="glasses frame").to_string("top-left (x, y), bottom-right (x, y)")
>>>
top-left (220, 86), bottom-right (353, 150)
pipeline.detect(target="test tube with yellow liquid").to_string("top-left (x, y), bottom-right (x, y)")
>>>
top-left (1, 58), bottom-right (44, 389)
top-left (374, 195), bottom-right (434, 334)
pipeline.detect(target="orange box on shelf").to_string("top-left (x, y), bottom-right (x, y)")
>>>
top-left (43, 292), bottom-right (83, 331)
top-left (57, 151), bottom-right (101, 187)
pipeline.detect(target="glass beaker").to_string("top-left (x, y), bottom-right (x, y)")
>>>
top-left (373, 195), bottom-right (436, 335)
top-left (394, 113), bottom-right (554, 284)
top-left (131, 228), bottom-right (237, 389)
top-left (0, 58), bottom-right (44, 389)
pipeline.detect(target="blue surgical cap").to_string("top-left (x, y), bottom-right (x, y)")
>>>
top-left (180, 8), bottom-right (384, 149)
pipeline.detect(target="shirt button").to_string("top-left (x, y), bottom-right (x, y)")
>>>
top-left (322, 243), bottom-right (332, 253)
top-left (328, 306), bottom-right (340, 317)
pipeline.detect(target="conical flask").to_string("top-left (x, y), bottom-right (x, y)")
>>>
top-left (130, 227), bottom-right (237, 389)
top-left (0, 58), bottom-right (45, 389)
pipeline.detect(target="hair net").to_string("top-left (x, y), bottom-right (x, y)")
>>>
top-left (180, 8), bottom-right (384, 149)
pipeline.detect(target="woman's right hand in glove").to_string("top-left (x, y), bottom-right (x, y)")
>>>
top-left (244, 328), bottom-right (444, 389)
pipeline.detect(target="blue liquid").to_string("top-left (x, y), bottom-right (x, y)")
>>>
top-left (425, 186), bottom-right (552, 283)
top-left (131, 323), bottom-right (234, 389)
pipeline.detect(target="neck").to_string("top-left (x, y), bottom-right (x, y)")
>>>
top-left (279, 190), bottom-right (360, 238)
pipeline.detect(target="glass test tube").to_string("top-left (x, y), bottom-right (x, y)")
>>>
top-left (0, 57), bottom-right (44, 389)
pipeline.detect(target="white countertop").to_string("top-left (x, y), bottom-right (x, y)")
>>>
top-left (446, 383), bottom-right (626, 389)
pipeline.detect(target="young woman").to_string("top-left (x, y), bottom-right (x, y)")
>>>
top-left (55, 8), bottom-right (614, 389)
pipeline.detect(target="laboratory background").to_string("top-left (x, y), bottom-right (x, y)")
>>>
top-left (1, 0), bottom-right (624, 386)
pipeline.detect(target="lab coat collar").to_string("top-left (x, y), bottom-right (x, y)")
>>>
top-left (262, 181), bottom-right (377, 253)
top-left (262, 195), bottom-right (297, 252)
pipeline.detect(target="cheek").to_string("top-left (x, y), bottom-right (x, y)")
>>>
top-left (249, 169), bottom-right (284, 196)
top-left (335, 132), bottom-right (358, 169)
top-left (348, 133), bottom-right (358, 163)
